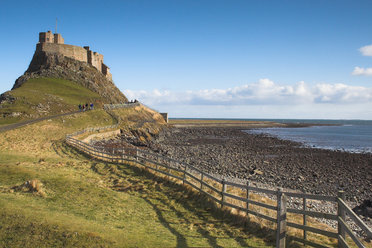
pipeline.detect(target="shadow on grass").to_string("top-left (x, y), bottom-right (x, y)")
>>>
top-left (60, 142), bottom-right (311, 247)
top-left (57, 140), bottom-right (314, 247)
top-left (146, 184), bottom-right (223, 248)
top-left (142, 197), bottom-right (188, 248)
top-left (86, 157), bottom-right (278, 248)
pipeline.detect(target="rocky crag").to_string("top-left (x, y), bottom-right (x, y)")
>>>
top-left (12, 51), bottom-right (127, 104)
top-left (1, 30), bottom-right (128, 111)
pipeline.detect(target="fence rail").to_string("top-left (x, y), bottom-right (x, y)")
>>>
top-left (66, 129), bottom-right (372, 248)
top-left (103, 102), bottom-right (140, 110)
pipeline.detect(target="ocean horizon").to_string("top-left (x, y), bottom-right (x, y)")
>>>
top-left (170, 117), bottom-right (372, 123)
top-left (245, 119), bottom-right (372, 154)
top-left (170, 118), bottom-right (372, 154)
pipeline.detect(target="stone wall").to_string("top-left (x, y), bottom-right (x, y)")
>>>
top-left (53, 33), bottom-right (64, 44)
top-left (160, 113), bottom-right (168, 123)
top-left (87, 50), bottom-right (103, 72)
top-left (37, 43), bottom-right (88, 63)
top-left (102, 64), bottom-right (112, 81)
top-left (39, 31), bottom-right (64, 44)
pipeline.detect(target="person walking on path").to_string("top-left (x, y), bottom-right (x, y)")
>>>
top-left (90, 103), bottom-right (94, 110)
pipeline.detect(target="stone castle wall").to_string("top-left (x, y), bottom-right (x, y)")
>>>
top-left (86, 48), bottom-right (103, 72)
top-left (37, 43), bottom-right (88, 62)
top-left (37, 31), bottom-right (112, 81)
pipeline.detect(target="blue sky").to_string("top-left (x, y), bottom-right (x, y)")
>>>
top-left (1, 0), bottom-right (372, 119)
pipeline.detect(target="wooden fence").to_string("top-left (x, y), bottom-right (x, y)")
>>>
top-left (66, 130), bottom-right (372, 248)
top-left (103, 102), bottom-right (140, 110)
top-left (103, 102), bottom-right (160, 114)
top-left (66, 124), bottom-right (118, 138)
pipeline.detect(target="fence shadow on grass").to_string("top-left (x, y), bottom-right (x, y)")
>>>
top-left (142, 197), bottom-right (188, 248)
top-left (90, 159), bottom-right (278, 247)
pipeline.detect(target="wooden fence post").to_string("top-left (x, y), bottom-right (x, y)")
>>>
top-left (121, 147), bottom-right (125, 164)
top-left (167, 158), bottom-right (171, 180)
top-left (246, 181), bottom-right (250, 219)
top-left (111, 148), bottom-right (115, 163)
top-left (182, 164), bottom-right (187, 186)
top-left (338, 190), bottom-right (346, 247)
top-left (276, 188), bottom-right (287, 248)
top-left (303, 197), bottom-right (307, 245)
top-left (221, 179), bottom-right (226, 208)
top-left (200, 173), bottom-right (204, 192)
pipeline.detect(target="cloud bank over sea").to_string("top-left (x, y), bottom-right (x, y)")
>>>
top-left (124, 79), bottom-right (372, 106)
top-left (124, 79), bottom-right (372, 119)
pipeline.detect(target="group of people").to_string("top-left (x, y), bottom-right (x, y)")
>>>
top-left (78, 103), bottom-right (94, 112)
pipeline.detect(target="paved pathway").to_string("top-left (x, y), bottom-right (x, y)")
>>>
top-left (0, 111), bottom-right (79, 133)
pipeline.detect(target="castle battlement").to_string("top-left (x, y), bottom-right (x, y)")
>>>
top-left (37, 31), bottom-right (112, 81)
top-left (39, 30), bottom-right (64, 44)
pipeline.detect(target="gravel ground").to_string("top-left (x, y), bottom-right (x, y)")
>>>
top-left (149, 127), bottom-right (372, 203)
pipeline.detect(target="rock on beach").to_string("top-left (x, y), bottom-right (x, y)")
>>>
top-left (149, 127), bottom-right (372, 203)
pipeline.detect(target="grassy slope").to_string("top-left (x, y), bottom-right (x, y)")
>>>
top-left (0, 78), bottom-right (103, 125)
top-left (0, 107), bottom-right (275, 247)
top-left (0, 78), bottom-right (359, 247)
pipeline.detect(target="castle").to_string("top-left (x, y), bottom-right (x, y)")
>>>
top-left (37, 31), bottom-right (112, 81)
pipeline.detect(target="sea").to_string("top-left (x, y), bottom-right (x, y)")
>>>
top-left (245, 119), bottom-right (372, 154)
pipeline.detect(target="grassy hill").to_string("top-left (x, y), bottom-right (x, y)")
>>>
top-left (0, 107), bottom-right (278, 247)
top-left (0, 76), bottom-right (353, 247)
top-left (0, 77), bottom-right (104, 125)
top-left (0, 78), bottom-right (276, 247)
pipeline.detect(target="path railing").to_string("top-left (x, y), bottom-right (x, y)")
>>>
top-left (104, 102), bottom-right (160, 113)
top-left (103, 102), bottom-right (140, 110)
top-left (66, 132), bottom-right (372, 248)
top-left (66, 124), bottom-right (118, 138)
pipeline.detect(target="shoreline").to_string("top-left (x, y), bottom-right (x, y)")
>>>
top-left (169, 119), bottom-right (338, 128)
top-left (95, 120), bottom-right (371, 203)
top-left (150, 125), bottom-right (372, 203)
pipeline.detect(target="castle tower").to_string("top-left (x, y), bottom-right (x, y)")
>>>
top-left (39, 31), bottom-right (54, 43)
top-left (53, 33), bottom-right (64, 44)
top-left (39, 31), bottom-right (64, 44)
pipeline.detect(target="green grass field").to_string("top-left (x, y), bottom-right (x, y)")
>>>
top-left (0, 78), bottom-right (103, 125)
top-left (0, 109), bottom-right (277, 247)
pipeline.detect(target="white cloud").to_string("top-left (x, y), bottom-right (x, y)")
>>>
top-left (359, 44), bottom-right (372, 56)
top-left (123, 79), bottom-right (372, 107)
top-left (352, 66), bottom-right (372, 76)
top-left (159, 104), bottom-right (372, 119)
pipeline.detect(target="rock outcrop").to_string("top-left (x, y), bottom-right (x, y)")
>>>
top-left (12, 50), bottom-right (128, 104)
